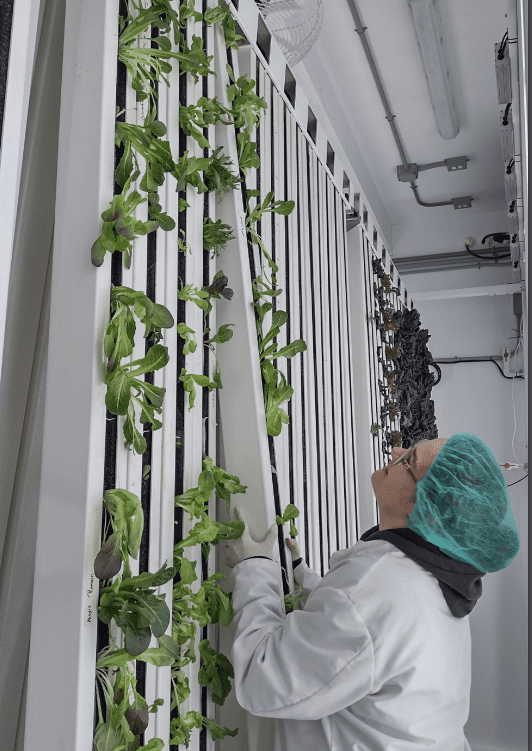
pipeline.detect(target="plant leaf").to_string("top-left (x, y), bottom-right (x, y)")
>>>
top-left (126, 344), bottom-right (169, 377)
top-left (124, 623), bottom-right (152, 657)
top-left (91, 237), bottom-right (108, 267)
top-left (150, 598), bottom-right (171, 638)
top-left (125, 703), bottom-right (149, 736)
top-left (94, 533), bottom-right (122, 579)
top-left (105, 368), bottom-right (132, 415)
top-left (272, 339), bottom-right (307, 359)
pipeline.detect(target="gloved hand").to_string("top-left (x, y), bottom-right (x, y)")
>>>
top-left (224, 507), bottom-right (278, 569)
top-left (285, 537), bottom-right (301, 561)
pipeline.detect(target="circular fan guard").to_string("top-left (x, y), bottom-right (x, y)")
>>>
top-left (255, 0), bottom-right (323, 66)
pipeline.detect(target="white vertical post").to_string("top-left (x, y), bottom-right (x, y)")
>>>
top-left (0, 0), bottom-right (46, 376)
top-left (286, 109), bottom-right (306, 560)
top-left (24, 1), bottom-right (118, 749)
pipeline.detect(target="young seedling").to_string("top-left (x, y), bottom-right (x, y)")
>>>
top-left (276, 502), bottom-right (299, 538)
top-left (98, 562), bottom-right (175, 656)
top-left (203, 146), bottom-right (242, 197)
top-left (115, 108), bottom-right (176, 194)
top-left (91, 169), bottom-right (158, 268)
top-left (252, 280), bottom-right (307, 437)
top-left (94, 657), bottom-right (165, 751)
top-left (179, 97), bottom-right (235, 150)
top-left (204, 0), bottom-right (246, 50)
top-left (105, 285), bottom-right (174, 372)
top-left (94, 489), bottom-right (144, 581)
top-left (284, 585), bottom-right (304, 613)
top-left (203, 217), bottom-right (236, 257)
top-left (245, 189), bottom-right (295, 281)
top-left (105, 344), bottom-right (169, 454)
top-left (226, 65), bottom-right (267, 172)
top-left (177, 322), bottom-right (197, 355)
top-left (198, 639), bottom-right (234, 705)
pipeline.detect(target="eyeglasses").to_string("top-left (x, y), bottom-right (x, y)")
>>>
top-left (389, 439), bottom-right (430, 469)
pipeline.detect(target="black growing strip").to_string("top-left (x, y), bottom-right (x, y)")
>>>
top-left (135, 19), bottom-right (162, 734)
top-left (200, 12), bottom-right (209, 748)
top-left (305, 140), bottom-right (324, 576)
top-left (325, 181), bottom-right (340, 552)
top-left (170, 43), bottom-right (189, 736)
top-left (315, 163), bottom-right (330, 568)
top-left (0, 0), bottom-right (14, 146)
top-left (296, 130), bottom-right (309, 564)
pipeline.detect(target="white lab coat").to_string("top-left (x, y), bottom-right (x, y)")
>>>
top-left (230, 538), bottom-right (472, 751)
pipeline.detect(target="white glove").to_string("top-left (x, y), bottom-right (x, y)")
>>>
top-left (285, 537), bottom-right (301, 561)
top-left (224, 507), bottom-right (278, 569)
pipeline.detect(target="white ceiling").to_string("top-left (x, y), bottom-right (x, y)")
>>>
top-left (293, 0), bottom-right (511, 260)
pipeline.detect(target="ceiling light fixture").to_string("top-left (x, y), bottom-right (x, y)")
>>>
top-left (408, 0), bottom-right (459, 140)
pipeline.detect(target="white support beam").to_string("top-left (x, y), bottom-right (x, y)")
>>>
top-left (410, 283), bottom-right (523, 301)
top-left (24, 1), bottom-right (117, 749)
top-left (0, 0), bottom-right (46, 378)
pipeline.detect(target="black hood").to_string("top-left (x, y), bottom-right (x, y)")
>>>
top-left (360, 524), bottom-right (486, 618)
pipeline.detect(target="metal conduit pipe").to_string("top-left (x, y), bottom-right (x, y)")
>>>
top-left (345, 0), bottom-right (456, 208)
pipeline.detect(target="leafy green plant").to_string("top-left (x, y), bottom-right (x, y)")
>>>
top-left (177, 322), bottom-right (197, 355)
top-left (226, 65), bottom-right (268, 173)
top-left (172, 146), bottom-right (241, 197)
top-left (169, 710), bottom-right (237, 748)
top-left (284, 585), bottom-right (304, 614)
top-left (179, 368), bottom-right (219, 411)
top-left (94, 657), bottom-right (165, 751)
top-left (118, 3), bottom-right (213, 106)
top-left (98, 562), bottom-right (175, 657)
top-left (204, 146), bottom-right (242, 196)
top-left (276, 502), bottom-right (300, 538)
top-left (105, 344), bottom-right (169, 453)
top-left (245, 189), bottom-right (295, 280)
top-left (203, 217), bottom-right (236, 257)
top-left (105, 285), bottom-right (174, 372)
top-left (252, 279), bottom-right (307, 437)
top-left (178, 271), bottom-right (234, 340)
top-left (115, 111), bottom-right (176, 195)
top-left (91, 169), bottom-right (158, 268)
top-left (94, 489), bottom-right (144, 580)
top-left (172, 150), bottom-right (210, 194)
top-left (205, 322), bottom-right (234, 345)
top-left (198, 639), bottom-right (234, 705)
top-left (203, 0), bottom-right (246, 50)
top-left (178, 97), bottom-right (235, 150)
top-left (177, 283), bottom-right (212, 311)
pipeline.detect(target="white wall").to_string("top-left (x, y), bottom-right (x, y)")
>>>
top-left (405, 264), bottom-right (528, 751)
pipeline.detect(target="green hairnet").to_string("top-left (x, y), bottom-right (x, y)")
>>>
top-left (407, 432), bottom-right (520, 573)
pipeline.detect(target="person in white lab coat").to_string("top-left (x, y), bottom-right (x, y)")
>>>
top-left (224, 434), bottom-right (519, 751)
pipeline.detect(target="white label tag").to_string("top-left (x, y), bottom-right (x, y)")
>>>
top-left (85, 504), bottom-right (101, 626)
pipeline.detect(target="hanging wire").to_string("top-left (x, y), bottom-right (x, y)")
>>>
top-left (497, 30), bottom-right (509, 59)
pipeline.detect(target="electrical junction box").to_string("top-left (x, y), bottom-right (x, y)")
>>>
top-left (446, 156), bottom-right (468, 171)
top-left (500, 108), bottom-right (514, 161)
top-left (452, 196), bottom-right (472, 209)
top-left (507, 211), bottom-right (519, 235)
top-left (495, 43), bottom-right (512, 104)
top-left (397, 163), bottom-right (418, 182)
top-left (505, 171), bottom-right (518, 202)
